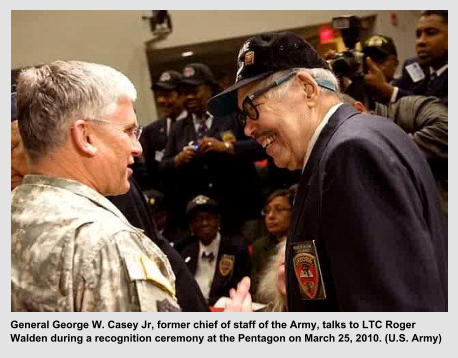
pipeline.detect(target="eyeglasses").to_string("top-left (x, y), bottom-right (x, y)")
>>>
top-left (237, 70), bottom-right (299, 127)
top-left (84, 118), bottom-right (143, 141)
top-left (261, 206), bottom-right (292, 216)
top-left (237, 70), bottom-right (338, 127)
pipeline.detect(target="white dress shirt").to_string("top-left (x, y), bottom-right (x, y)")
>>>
top-left (194, 232), bottom-right (221, 301)
top-left (303, 102), bottom-right (343, 171)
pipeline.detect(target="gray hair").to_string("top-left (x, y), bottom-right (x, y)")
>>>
top-left (16, 60), bottom-right (137, 163)
top-left (252, 67), bottom-right (339, 100)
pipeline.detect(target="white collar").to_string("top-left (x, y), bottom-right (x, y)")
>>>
top-left (302, 102), bottom-right (343, 171)
top-left (429, 63), bottom-right (448, 77)
top-left (198, 232), bottom-right (221, 257)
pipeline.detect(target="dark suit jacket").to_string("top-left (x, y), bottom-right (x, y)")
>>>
top-left (393, 57), bottom-right (448, 105)
top-left (107, 178), bottom-right (209, 312)
top-left (178, 234), bottom-right (251, 306)
top-left (160, 113), bottom-right (264, 233)
top-left (286, 103), bottom-right (447, 312)
top-left (139, 118), bottom-right (170, 191)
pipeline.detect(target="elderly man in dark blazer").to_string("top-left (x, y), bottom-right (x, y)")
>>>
top-left (207, 32), bottom-right (447, 311)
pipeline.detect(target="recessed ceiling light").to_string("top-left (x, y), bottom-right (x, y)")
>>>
top-left (181, 51), bottom-right (194, 57)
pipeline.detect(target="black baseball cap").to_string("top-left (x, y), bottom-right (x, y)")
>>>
top-left (185, 195), bottom-right (219, 219)
top-left (207, 31), bottom-right (331, 117)
top-left (152, 70), bottom-right (183, 91)
top-left (181, 63), bottom-right (217, 87)
top-left (363, 35), bottom-right (397, 60)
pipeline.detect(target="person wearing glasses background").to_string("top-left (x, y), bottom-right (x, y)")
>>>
top-left (207, 32), bottom-right (447, 311)
top-left (250, 188), bottom-right (293, 302)
top-left (11, 60), bottom-right (252, 312)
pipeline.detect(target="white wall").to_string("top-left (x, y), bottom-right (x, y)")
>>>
top-left (12, 10), bottom-right (421, 124)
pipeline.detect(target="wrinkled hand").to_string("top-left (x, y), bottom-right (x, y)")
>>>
top-left (197, 136), bottom-right (232, 154)
top-left (174, 145), bottom-right (196, 167)
top-left (224, 276), bottom-right (253, 312)
top-left (364, 57), bottom-right (394, 103)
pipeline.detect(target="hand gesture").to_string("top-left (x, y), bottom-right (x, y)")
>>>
top-left (197, 136), bottom-right (233, 154)
top-left (363, 57), bottom-right (394, 103)
top-left (224, 276), bottom-right (253, 312)
top-left (174, 145), bottom-right (196, 167)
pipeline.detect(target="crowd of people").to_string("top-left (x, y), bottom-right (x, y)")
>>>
top-left (11, 10), bottom-right (447, 312)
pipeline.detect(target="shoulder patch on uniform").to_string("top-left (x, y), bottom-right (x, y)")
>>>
top-left (140, 254), bottom-right (176, 297)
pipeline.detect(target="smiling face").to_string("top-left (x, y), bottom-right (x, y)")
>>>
top-left (416, 14), bottom-right (448, 68)
top-left (90, 99), bottom-right (142, 196)
top-left (181, 84), bottom-right (213, 116)
top-left (238, 74), bottom-right (319, 170)
top-left (155, 89), bottom-right (183, 120)
top-left (189, 210), bottom-right (220, 246)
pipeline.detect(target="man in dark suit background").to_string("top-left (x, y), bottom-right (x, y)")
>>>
top-left (177, 195), bottom-right (251, 306)
top-left (139, 70), bottom-right (186, 191)
top-left (364, 10), bottom-right (448, 105)
top-left (160, 63), bottom-right (264, 238)
top-left (208, 32), bottom-right (447, 311)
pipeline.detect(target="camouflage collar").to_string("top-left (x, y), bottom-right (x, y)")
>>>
top-left (22, 174), bottom-right (129, 224)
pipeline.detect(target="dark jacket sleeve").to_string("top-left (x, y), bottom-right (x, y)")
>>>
top-left (319, 136), bottom-right (446, 311)
top-left (385, 96), bottom-right (448, 161)
top-left (160, 121), bottom-right (180, 173)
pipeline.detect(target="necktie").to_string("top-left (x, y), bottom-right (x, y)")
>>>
top-left (197, 121), bottom-right (208, 138)
top-left (201, 251), bottom-right (215, 262)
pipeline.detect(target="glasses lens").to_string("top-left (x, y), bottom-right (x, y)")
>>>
top-left (136, 126), bottom-right (143, 140)
top-left (236, 111), bottom-right (246, 127)
top-left (242, 97), bottom-right (258, 120)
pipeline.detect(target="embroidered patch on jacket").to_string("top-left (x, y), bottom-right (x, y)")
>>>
top-left (292, 241), bottom-right (326, 300)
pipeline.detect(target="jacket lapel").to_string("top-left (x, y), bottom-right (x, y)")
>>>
top-left (289, 104), bottom-right (359, 236)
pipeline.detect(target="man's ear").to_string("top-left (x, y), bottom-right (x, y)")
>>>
top-left (71, 120), bottom-right (98, 156)
top-left (353, 101), bottom-right (368, 113)
top-left (297, 71), bottom-right (319, 107)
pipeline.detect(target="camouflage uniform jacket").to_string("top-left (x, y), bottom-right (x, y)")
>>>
top-left (11, 174), bottom-right (180, 312)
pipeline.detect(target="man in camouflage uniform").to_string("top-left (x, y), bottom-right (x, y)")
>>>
top-left (11, 61), bottom-right (181, 311)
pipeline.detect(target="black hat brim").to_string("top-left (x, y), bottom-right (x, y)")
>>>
top-left (152, 82), bottom-right (177, 91)
top-left (207, 71), bottom-right (273, 117)
top-left (181, 78), bottom-right (205, 86)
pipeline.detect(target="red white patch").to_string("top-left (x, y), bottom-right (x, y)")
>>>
top-left (159, 72), bottom-right (171, 82)
top-left (244, 51), bottom-right (255, 66)
top-left (183, 67), bottom-right (195, 78)
top-left (293, 252), bottom-right (319, 299)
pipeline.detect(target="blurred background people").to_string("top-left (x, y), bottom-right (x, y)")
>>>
top-left (177, 195), bottom-right (251, 306)
top-left (137, 70), bottom-right (186, 191)
top-left (364, 10), bottom-right (448, 105)
top-left (160, 63), bottom-right (264, 240)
